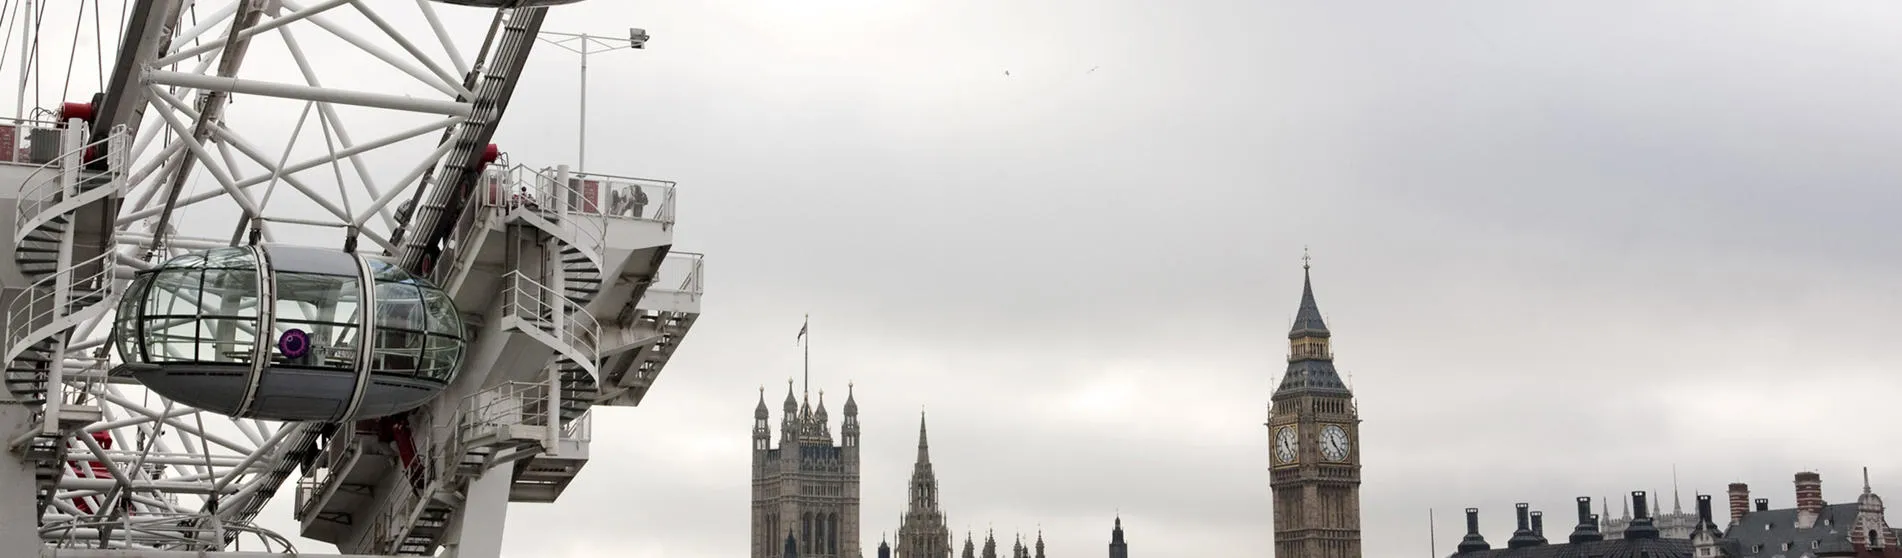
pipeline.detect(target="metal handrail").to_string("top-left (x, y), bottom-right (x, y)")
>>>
top-left (3, 251), bottom-right (116, 364)
top-left (14, 125), bottom-right (127, 243)
top-left (459, 381), bottom-right (553, 432)
top-left (564, 169), bottom-right (678, 225)
top-left (432, 166), bottom-right (513, 288)
top-left (655, 251), bottom-right (705, 296)
top-left (293, 435), bottom-right (364, 520)
top-left (499, 271), bottom-right (601, 364)
top-left (564, 409), bottom-right (593, 442)
top-left (506, 165), bottom-right (608, 264)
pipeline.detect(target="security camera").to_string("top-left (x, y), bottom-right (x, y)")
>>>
top-left (629, 28), bottom-right (650, 49)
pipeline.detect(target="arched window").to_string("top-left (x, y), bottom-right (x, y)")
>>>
top-left (817, 510), bottom-right (833, 552)
top-left (1872, 530), bottom-right (1884, 549)
top-left (803, 513), bottom-right (813, 554)
top-left (829, 513), bottom-right (840, 554)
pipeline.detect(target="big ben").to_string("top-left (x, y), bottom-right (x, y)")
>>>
top-left (1267, 257), bottom-right (1362, 558)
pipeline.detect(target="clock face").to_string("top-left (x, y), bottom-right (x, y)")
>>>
top-left (1273, 427), bottom-right (1299, 464)
top-left (1320, 424), bottom-right (1351, 462)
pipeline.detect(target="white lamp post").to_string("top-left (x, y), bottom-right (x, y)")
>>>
top-left (536, 28), bottom-right (647, 172)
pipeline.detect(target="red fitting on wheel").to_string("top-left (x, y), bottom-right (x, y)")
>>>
top-left (59, 101), bottom-right (95, 122)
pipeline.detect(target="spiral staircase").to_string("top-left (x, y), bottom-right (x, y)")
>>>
top-left (1, 122), bottom-right (126, 517)
top-left (305, 162), bottom-right (701, 555)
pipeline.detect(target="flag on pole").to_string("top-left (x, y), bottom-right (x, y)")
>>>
top-left (796, 315), bottom-right (809, 345)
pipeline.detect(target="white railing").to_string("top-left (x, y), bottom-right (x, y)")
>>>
top-left (4, 251), bottom-right (116, 365)
top-left (564, 409), bottom-right (593, 442)
top-left (432, 165), bottom-right (514, 288)
top-left (499, 271), bottom-right (601, 367)
top-left (0, 116), bottom-right (71, 165)
top-left (371, 468), bottom-right (420, 552)
top-left (501, 165), bottom-right (608, 264)
top-left (460, 381), bottom-right (553, 433)
top-left (653, 251), bottom-right (705, 298)
top-left (561, 169), bottom-right (677, 226)
top-left (14, 124), bottom-right (127, 243)
top-left (293, 434), bottom-right (365, 521)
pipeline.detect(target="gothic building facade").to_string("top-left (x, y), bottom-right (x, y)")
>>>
top-left (753, 383), bottom-right (863, 558)
top-left (1268, 263), bottom-right (1364, 558)
top-left (1602, 489), bottom-right (1700, 540)
top-left (896, 413), bottom-right (952, 558)
top-left (956, 530), bottom-right (1046, 558)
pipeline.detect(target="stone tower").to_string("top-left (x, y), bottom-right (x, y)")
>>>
top-left (896, 413), bottom-right (952, 558)
top-left (1108, 516), bottom-right (1127, 558)
top-left (1267, 261), bottom-right (1362, 558)
top-left (754, 382), bottom-right (862, 558)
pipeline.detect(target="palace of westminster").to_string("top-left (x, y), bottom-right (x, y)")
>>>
top-left (749, 262), bottom-right (1902, 558)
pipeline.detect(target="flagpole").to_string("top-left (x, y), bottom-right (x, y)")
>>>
top-left (1429, 508), bottom-right (1437, 558)
top-left (801, 314), bottom-right (810, 401)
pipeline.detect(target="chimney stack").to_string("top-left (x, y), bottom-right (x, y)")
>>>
top-left (1509, 503), bottom-right (1540, 549)
top-left (1458, 508), bottom-right (1491, 554)
top-left (1795, 472), bottom-right (1824, 528)
top-left (1727, 483), bottom-right (1750, 525)
top-left (1570, 497), bottom-right (1604, 543)
top-left (1625, 491), bottom-right (1661, 540)
top-left (1755, 498), bottom-right (1769, 512)
top-left (1531, 511), bottom-right (1547, 544)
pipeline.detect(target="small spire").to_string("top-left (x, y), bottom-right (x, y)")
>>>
top-left (1867, 467), bottom-right (1874, 494)
top-left (1289, 251), bottom-right (1330, 339)
top-left (783, 378), bottom-right (799, 411)
top-left (916, 410), bottom-right (931, 463)
top-left (1674, 465), bottom-right (1684, 514)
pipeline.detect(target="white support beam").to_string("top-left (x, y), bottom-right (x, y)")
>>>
top-left (56, 478), bottom-right (238, 494)
top-left (278, 0), bottom-right (473, 98)
top-left (278, 25), bottom-right (398, 230)
top-left (151, 0), bottom-right (352, 68)
top-left (142, 71), bottom-right (473, 117)
top-left (113, 116), bottom-right (458, 225)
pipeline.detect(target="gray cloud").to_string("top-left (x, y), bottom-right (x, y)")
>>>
top-left (473, 0), bottom-right (1902, 554)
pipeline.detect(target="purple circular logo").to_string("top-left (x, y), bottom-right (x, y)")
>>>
top-left (279, 329), bottom-right (310, 358)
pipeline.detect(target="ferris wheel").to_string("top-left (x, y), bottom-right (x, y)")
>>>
top-left (0, 0), bottom-right (705, 555)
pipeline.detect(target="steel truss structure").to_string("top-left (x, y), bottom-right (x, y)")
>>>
top-left (0, 1), bottom-right (704, 556)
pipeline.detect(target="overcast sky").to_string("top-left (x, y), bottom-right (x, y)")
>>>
top-left (457, 1), bottom-right (1902, 556)
top-left (17, 0), bottom-right (1902, 556)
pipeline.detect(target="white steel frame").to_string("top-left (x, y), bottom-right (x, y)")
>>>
top-left (4, 0), bottom-right (529, 555)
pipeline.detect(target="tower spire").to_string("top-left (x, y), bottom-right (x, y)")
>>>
top-left (917, 410), bottom-right (930, 463)
top-left (1275, 251), bottom-right (1347, 393)
top-left (1674, 465), bottom-right (1684, 514)
top-left (1290, 251), bottom-right (1330, 338)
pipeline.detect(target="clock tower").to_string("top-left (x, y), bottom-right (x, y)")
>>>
top-left (1267, 258), bottom-right (1362, 558)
